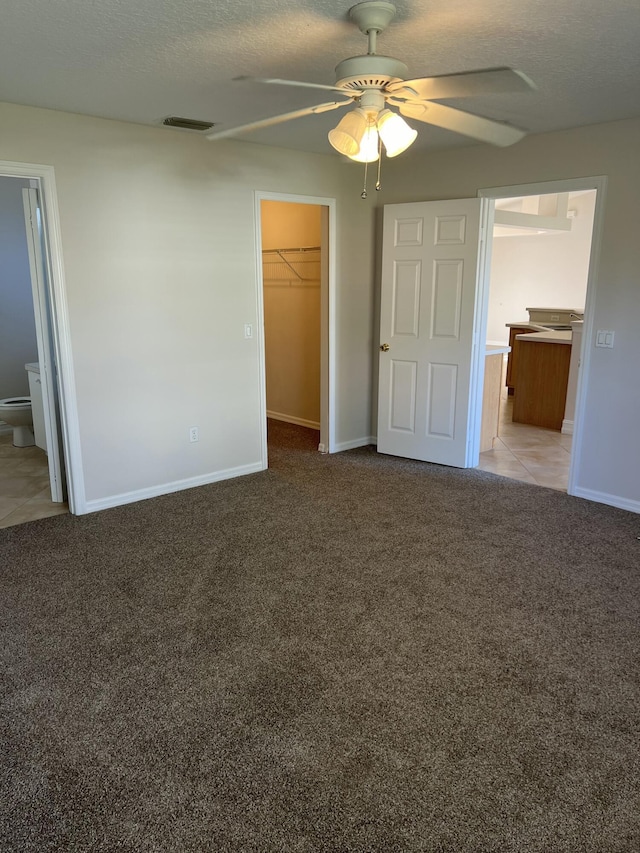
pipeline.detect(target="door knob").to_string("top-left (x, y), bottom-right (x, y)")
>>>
top-left (379, 343), bottom-right (390, 352)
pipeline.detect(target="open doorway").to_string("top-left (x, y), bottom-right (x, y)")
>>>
top-left (0, 174), bottom-right (68, 526)
top-left (477, 182), bottom-right (600, 492)
top-left (374, 178), bottom-right (605, 495)
top-left (255, 193), bottom-right (335, 465)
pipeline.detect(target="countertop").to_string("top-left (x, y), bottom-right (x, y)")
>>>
top-left (515, 330), bottom-right (572, 345)
top-left (485, 344), bottom-right (511, 356)
top-left (506, 322), bottom-right (552, 331)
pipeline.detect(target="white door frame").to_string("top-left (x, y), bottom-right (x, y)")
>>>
top-left (254, 191), bottom-right (337, 461)
top-left (0, 160), bottom-right (84, 514)
top-left (22, 187), bottom-right (65, 502)
top-left (476, 176), bottom-right (608, 497)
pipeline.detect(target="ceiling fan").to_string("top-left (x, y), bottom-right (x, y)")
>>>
top-left (206, 0), bottom-right (535, 163)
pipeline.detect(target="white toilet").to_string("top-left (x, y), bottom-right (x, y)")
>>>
top-left (0, 397), bottom-right (35, 447)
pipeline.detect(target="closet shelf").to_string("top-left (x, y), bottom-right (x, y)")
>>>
top-left (262, 246), bottom-right (321, 284)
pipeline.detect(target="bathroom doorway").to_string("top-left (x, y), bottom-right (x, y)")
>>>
top-left (255, 192), bottom-right (336, 465)
top-left (0, 164), bottom-right (75, 524)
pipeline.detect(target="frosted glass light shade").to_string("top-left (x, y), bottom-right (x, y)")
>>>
top-left (328, 110), bottom-right (368, 157)
top-left (349, 121), bottom-right (380, 163)
top-left (377, 109), bottom-right (417, 157)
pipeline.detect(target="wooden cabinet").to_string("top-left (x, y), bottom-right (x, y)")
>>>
top-left (512, 340), bottom-right (571, 430)
top-left (505, 326), bottom-right (538, 395)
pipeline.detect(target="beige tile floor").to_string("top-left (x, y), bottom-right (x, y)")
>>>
top-left (0, 432), bottom-right (69, 528)
top-left (478, 394), bottom-right (572, 491)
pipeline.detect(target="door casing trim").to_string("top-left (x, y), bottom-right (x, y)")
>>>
top-left (0, 160), bottom-right (84, 514)
top-left (254, 191), bottom-right (337, 462)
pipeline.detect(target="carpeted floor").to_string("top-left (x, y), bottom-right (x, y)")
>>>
top-left (1, 420), bottom-right (639, 852)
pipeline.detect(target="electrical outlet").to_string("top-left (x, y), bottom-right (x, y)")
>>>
top-left (189, 426), bottom-right (199, 443)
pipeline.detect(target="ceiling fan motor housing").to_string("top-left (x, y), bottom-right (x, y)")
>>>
top-left (334, 54), bottom-right (408, 92)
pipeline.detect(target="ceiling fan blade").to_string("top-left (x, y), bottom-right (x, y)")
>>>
top-left (206, 100), bottom-right (353, 141)
top-left (398, 100), bottom-right (526, 147)
top-left (234, 76), bottom-right (362, 97)
top-left (387, 67), bottom-right (536, 101)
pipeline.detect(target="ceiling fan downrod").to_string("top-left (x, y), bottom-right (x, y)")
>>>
top-left (349, 0), bottom-right (398, 55)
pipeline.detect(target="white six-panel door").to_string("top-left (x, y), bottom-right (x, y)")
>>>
top-left (377, 198), bottom-right (483, 468)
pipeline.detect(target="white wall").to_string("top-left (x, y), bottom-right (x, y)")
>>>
top-left (381, 117), bottom-right (640, 510)
top-left (0, 102), bottom-right (375, 509)
top-left (0, 176), bottom-right (38, 398)
top-left (487, 191), bottom-right (596, 344)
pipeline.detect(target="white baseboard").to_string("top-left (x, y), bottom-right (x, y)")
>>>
top-left (334, 436), bottom-right (375, 452)
top-left (561, 419), bottom-right (574, 435)
top-left (267, 410), bottom-right (320, 430)
top-left (83, 461), bottom-right (265, 515)
top-left (571, 486), bottom-right (640, 515)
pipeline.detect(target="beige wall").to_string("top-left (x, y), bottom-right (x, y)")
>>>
top-left (381, 117), bottom-right (640, 509)
top-left (487, 191), bottom-right (596, 345)
top-left (261, 200), bottom-right (321, 427)
top-left (261, 200), bottom-right (321, 251)
top-left (1, 98), bottom-right (637, 513)
top-left (0, 102), bottom-right (375, 510)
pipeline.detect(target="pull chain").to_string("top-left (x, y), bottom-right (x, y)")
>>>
top-left (375, 137), bottom-right (382, 191)
top-left (361, 159), bottom-right (369, 199)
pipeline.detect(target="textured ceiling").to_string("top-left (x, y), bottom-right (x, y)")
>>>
top-left (1, 0), bottom-right (639, 155)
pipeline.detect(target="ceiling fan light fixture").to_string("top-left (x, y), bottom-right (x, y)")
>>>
top-left (328, 109), bottom-right (368, 157)
top-left (377, 109), bottom-right (417, 157)
top-left (348, 117), bottom-right (380, 163)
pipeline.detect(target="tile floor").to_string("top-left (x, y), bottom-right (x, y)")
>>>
top-left (478, 394), bottom-right (572, 491)
top-left (0, 431), bottom-right (69, 528)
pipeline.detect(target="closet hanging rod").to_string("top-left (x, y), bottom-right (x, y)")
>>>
top-left (262, 246), bottom-right (321, 255)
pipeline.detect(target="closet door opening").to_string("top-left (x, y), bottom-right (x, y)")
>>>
top-left (258, 197), bottom-right (332, 463)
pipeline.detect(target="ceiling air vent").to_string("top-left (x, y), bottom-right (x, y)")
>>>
top-left (162, 117), bottom-right (215, 132)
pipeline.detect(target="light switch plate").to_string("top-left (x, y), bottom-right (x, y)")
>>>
top-left (595, 330), bottom-right (615, 348)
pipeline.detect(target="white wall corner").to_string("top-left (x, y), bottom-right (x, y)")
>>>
top-left (333, 436), bottom-right (376, 453)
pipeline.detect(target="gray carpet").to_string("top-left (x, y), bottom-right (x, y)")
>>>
top-left (1, 419), bottom-right (639, 852)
